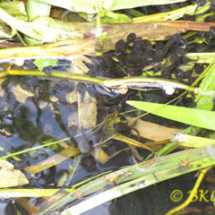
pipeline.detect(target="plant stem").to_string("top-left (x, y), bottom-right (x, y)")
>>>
top-left (1, 69), bottom-right (104, 84)
top-left (2, 69), bottom-right (196, 94)
top-left (166, 166), bottom-right (214, 215)
top-left (103, 76), bottom-right (197, 94)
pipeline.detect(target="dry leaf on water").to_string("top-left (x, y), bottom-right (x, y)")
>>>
top-left (67, 89), bottom-right (97, 129)
top-left (0, 160), bottom-right (29, 188)
top-left (10, 85), bottom-right (34, 103)
top-left (126, 116), bottom-right (180, 141)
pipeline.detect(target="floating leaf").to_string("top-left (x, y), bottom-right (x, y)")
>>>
top-left (0, 160), bottom-right (29, 188)
top-left (34, 59), bottom-right (58, 71)
top-left (79, 91), bottom-right (97, 128)
top-left (10, 84), bottom-right (34, 103)
top-left (67, 88), bottom-right (97, 129)
top-left (126, 101), bottom-right (215, 131)
top-left (126, 116), bottom-right (180, 141)
top-left (91, 147), bottom-right (110, 164)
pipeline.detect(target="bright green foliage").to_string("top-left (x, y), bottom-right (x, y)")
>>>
top-left (126, 101), bottom-right (215, 131)
top-left (195, 62), bottom-right (215, 110)
top-left (38, 0), bottom-right (191, 14)
top-left (99, 9), bottom-right (132, 23)
top-left (34, 59), bottom-right (58, 71)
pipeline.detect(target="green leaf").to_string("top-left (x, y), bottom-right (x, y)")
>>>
top-left (195, 61), bottom-right (215, 110)
top-left (27, 0), bottom-right (50, 22)
top-left (0, 8), bottom-right (93, 42)
top-left (0, 2), bottom-right (27, 21)
top-left (38, 0), bottom-right (191, 14)
top-left (34, 59), bottom-right (58, 71)
top-left (126, 101), bottom-right (215, 131)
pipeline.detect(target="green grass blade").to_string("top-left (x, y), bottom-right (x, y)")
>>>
top-left (195, 61), bottom-right (215, 110)
top-left (26, 0), bottom-right (51, 45)
top-left (126, 101), bottom-right (215, 131)
top-left (0, 138), bottom-right (70, 160)
top-left (173, 133), bottom-right (215, 148)
top-left (38, 0), bottom-right (188, 14)
top-left (60, 145), bottom-right (215, 215)
top-left (133, 2), bottom-right (210, 22)
top-left (27, 0), bottom-right (50, 22)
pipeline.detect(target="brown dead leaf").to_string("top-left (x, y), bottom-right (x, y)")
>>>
top-left (79, 91), bottom-right (97, 129)
top-left (0, 38), bottom-right (96, 62)
top-left (126, 116), bottom-right (180, 141)
top-left (67, 88), bottom-right (97, 129)
top-left (70, 54), bottom-right (92, 73)
top-left (16, 198), bottom-right (40, 215)
top-left (10, 84), bottom-right (34, 103)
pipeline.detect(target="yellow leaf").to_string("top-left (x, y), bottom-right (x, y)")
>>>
top-left (0, 160), bottom-right (29, 188)
top-left (126, 116), bottom-right (180, 141)
top-left (10, 84), bottom-right (34, 103)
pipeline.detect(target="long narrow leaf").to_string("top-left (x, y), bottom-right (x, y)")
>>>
top-left (38, 0), bottom-right (188, 14)
top-left (61, 145), bottom-right (215, 215)
top-left (0, 2), bottom-right (27, 21)
top-left (195, 61), bottom-right (215, 110)
top-left (126, 101), bottom-right (215, 131)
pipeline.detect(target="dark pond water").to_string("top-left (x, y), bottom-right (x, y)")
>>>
top-left (0, 69), bottom-right (212, 215)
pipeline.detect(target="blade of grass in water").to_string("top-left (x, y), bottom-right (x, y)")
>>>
top-left (60, 145), bottom-right (215, 215)
top-left (0, 138), bottom-right (70, 160)
top-left (126, 101), bottom-right (215, 131)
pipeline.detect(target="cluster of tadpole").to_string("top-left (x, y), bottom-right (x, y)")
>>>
top-left (87, 0), bottom-right (215, 85)
top-left (88, 31), bottom-right (212, 86)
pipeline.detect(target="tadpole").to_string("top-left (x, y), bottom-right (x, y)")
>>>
top-left (115, 39), bottom-right (126, 52)
top-left (126, 33), bottom-right (136, 43)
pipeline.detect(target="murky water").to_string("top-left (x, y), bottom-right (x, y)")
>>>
top-left (0, 71), bottom-right (211, 215)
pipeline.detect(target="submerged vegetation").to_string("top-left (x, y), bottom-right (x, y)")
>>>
top-left (1, 0), bottom-right (215, 214)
